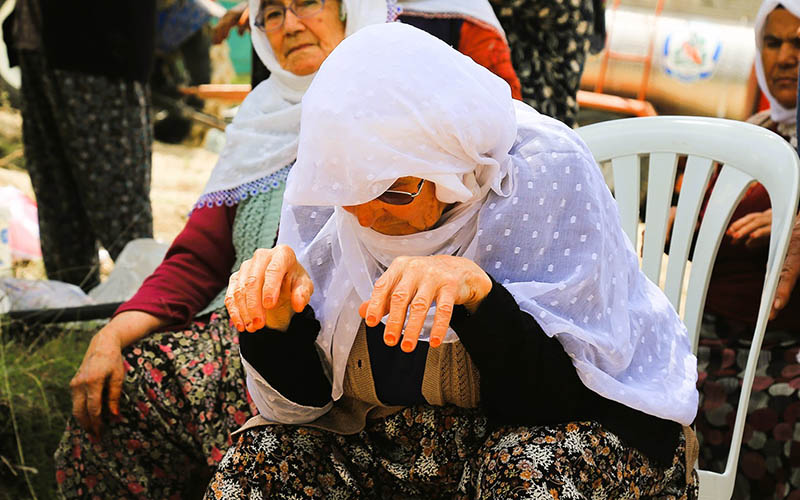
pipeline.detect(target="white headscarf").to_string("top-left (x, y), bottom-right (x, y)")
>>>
top-left (195, 0), bottom-right (504, 209)
top-left (754, 0), bottom-right (800, 125)
top-left (275, 23), bottom-right (698, 426)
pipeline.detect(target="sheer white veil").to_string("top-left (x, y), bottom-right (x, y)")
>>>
top-left (278, 23), bottom-right (698, 426)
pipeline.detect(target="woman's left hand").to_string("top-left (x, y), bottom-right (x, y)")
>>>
top-left (727, 209), bottom-right (772, 248)
top-left (359, 255), bottom-right (492, 352)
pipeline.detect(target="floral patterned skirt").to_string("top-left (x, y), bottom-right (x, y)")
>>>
top-left (696, 314), bottom-right (800, 500)
top-left (490, 0), bottom-right (596, 128)
top-left (54, 310), bottom-right (255, 499)
top-left (206, 405), bottom-right (698, 500)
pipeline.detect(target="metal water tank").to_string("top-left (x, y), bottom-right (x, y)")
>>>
top-left (581, 5), bottom-right (759, 120)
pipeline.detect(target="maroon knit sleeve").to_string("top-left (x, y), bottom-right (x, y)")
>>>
top-left (114, 205), bottom-right (237, 328)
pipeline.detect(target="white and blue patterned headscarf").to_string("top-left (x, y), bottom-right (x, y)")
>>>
top-left (270, 23), bottom-right (698, 426)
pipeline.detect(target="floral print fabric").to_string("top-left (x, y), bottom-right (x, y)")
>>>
top-left (490, 0), bottom-right (595, 128)
top-left (696, 314), bottom-right (800, 500)
top-left (206, 405), bottom-right (698, 499)
top-left (54, 311), bottom-right (255, 499)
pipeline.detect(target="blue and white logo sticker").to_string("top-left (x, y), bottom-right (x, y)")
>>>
top-left (663, 30), bottom-right (722, 82)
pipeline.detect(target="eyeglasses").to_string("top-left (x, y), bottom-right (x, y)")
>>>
top-left (376, 179), bottom-right (426, 205)
top-left (254, 0), bottom-right (326, 33)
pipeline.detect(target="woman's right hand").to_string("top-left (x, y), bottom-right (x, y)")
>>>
top-left (70, 311), bottom-right (163, 438)
top-left (225, 245), bottom-right (314, 333)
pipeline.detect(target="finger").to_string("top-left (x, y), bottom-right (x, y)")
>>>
top-left (400, 283), bottom-right (436, 353)
top-left (290, 273), bottom-right (314, 313)
top-left (359, 301), bottom-right (369, 319)
top-left (385, 277), bottom-right (415, 347)
top-left (234, 260), bottom-right (255, 331)
top-left (244, 252), bottom-right (272, 331)
top-left (365, 271), bottom-right (399, 328)
top-left (773, 250), bottom-right (800, 318)
top-left (107, 363), bottom-right (124, 417)
top-left (730, 219), bottom-right (765, 240)
top-left (85, 378), bottom-right (105, 437)
top-left (728, 212), bottom-right (759, 233)
top-left (430, 286), bottom-right (456, 348)
top-left (745, 227), bottom-right (772, 249)
top-left (262, 246), bottom-right (294, 308)
top-left (70, 376), bottom-right (91, 431)
top-left (224, 279), bottom-right (244, 332)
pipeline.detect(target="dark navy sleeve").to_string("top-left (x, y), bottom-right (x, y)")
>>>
top-left (239, 306), bottom-right (331, 408)
top-left (450, 276), bottom-right (683, 465)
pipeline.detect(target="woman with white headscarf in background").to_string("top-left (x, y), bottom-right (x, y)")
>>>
top-left (213, 22), bottom-right (699, 499)
top-left (693, 1), bottom-right (800, 498)
top-left (54, 1), bottom-right (520, 498)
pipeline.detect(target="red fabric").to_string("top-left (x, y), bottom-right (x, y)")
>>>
top-left (115, 205), bottom-right (237, 328)
top-left (704, 180), bottom-right (800, 330)
top-left (458, 20), bottom-right (522, 100)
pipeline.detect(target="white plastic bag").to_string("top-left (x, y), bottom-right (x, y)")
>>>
top-left (0, 185), bottom-right (42, 262)
top-left (0, 277), bottom-right (94, 313)
top-left (89, 238), bottom-right (169, 303)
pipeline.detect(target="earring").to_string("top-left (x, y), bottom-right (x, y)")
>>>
top-left (339, 2), bottom-right (347, 21)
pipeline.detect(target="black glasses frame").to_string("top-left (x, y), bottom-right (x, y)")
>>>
top-left (376, 179), bottom-right (426, 205)
top-left (254, 0), bottom-right (326, 32)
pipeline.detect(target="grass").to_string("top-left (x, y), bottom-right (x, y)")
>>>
top-left (0, 317), bottom-right (99, 499)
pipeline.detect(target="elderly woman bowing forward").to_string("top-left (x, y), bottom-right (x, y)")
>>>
top-left (211, 23), bottom-right (700, 499)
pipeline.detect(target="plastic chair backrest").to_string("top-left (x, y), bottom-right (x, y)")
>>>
top-left (577, 116), bottom-right (800, 500)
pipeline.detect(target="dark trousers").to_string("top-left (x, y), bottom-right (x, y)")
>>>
top-left (19, 50), bottom-right (153, 290)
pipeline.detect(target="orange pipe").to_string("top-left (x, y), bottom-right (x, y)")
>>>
top-left (577, 90), bottom-right (657, 117)
top-left (179, 84), bottom-right (252, 102)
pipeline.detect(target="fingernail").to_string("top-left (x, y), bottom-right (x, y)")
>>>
top-left (245, 322), bottom-right (253, 330)
top-left (367, 315), bottom-right (376, 324)
top-left (236, 322), bottom-right (244, 331)
top-left (775, 298), bottom-right (782, 309)
top-left (252, 317), bottom-right (263, 329)
top-left (401, 340), bottom-right (414, 352)
top-left (384, 334), bottom-right (396, 345)
top-left (431, 337), bottom-right (441, 348)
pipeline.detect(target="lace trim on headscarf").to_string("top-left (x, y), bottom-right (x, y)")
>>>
top-left (193, 165), bottom-right (291, 210)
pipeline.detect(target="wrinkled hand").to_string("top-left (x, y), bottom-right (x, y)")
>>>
top-left (226, 245), bottom-right (314, 332)
top-left (70, 327), bottom-right (125, 438)
top-left (212, 3), bottom-right (249, 44)
top-left (772, 213), bottom-right (800, 319)
top-left (359, 255), bottom-right (492, 352)
top-left (727, 209), bottom-right (772, 249)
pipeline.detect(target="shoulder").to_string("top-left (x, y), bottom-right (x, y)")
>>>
top-left (511, 102), bottom-right (594, 165)
top-left (746, 109), bottom-right (775, 129)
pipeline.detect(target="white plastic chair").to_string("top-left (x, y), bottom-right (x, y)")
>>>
top-left (577, 116), bottom-right (800, 500)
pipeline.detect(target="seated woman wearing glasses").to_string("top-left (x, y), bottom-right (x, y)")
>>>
top-left (209, 23), bottom-right (700, 499)
top-left (55, 1), bottom-right (521, 498)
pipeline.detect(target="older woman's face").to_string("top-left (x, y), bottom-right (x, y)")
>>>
top-left (343, 177), bottom-right (450, 236)
top-left (762, 8), bottom-right (800, 108)
top-left (265, 0), bottom-right (346, 76)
